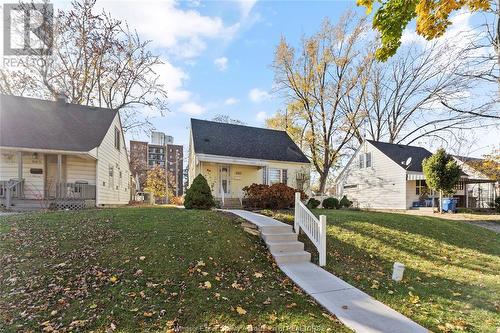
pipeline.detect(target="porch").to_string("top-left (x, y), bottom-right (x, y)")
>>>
top-left (0, 149), bottom-right (97, 210)
top-left (406, 176), bottom-right (497, 210)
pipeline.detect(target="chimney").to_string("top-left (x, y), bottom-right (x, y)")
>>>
top-left (56, 93), bottom-right (68, 105)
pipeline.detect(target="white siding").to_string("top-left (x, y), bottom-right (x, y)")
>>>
top-left (0, 150), bottom-right (45, 199)
top-left (95, 114), bottom-right (131, 206)
top-left (66, 156), bottom-right (96, 184)
top-left (406, 180), bottom-right (420, 208)
top-left (336, 141), bottom-right (407, 209)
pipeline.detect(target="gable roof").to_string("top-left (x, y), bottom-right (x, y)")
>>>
top-left (190, 118), bottom-right (310, 163)
top-left (367, 140), bottom-right (432, 172)
top-left (0, 94), bottom-right (118, 152)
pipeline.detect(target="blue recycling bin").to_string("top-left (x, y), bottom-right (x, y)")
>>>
top-left (442, 198), bottom-right (457, 213)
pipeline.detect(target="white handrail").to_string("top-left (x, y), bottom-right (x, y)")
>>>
top-left (220, 184), bottom-right (225, 206)
top-left (294, 192), bottom-right (327, 266)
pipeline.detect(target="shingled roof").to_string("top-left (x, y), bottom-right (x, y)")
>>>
top-left (367, 140), bottom-right (433, 172)
top-left (0, 94), bottom-right (117, 152)
top-left (190, 119), bottom-right (310, 163)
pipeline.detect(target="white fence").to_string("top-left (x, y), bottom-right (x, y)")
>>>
top-left (294, 192), bottom-right (327, 266)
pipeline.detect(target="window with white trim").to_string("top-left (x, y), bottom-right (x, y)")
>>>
top-left (268, 168), bottom-right (288, 185)
top-left (415, 180), bottom-right (428, 195)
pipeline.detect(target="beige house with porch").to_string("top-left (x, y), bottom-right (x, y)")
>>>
top-left (0, 94), bottom-right (131, 210)
top-left (188, 119), bottom-right (310, 208)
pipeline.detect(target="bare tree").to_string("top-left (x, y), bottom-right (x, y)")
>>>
top-left (211, 114), bottom-right (246, 125)
top-left (0, 0), bottom-right (168, 133)
top-left (362, 40), bottom-right (499, 147)
top-left (269, 12), bottom-right (373, 193)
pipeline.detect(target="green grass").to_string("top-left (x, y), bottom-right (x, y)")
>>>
top-left (260, 209), bottom-right (500, 333)
top-left (0, 207), bottom-right (349, 332)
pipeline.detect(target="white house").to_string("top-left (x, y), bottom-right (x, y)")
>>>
top-left (335, 140), bottom-right (496, 210)
top-left (0, 94), bottom-right (131, 210)
top-left (188, 119), bottom-right (310, 208)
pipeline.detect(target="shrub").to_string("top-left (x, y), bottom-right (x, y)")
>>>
top-left (170, 196), bottom-right (184, 206)
top-left (339, 195), bottom-right (352, 208)
top-left (242, 183), bottom-right (307, 209)
top-left (184, 174), bottom-right (215, 209)
top-left (495, 197), bottom-right (500, 213)
top-left (307, 198), bottom-right (321, 209)
top-left (322, 197), bottom-right (339, 209)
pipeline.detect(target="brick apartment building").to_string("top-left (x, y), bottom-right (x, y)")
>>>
top-left (130, 132), bottom-right (184, 196)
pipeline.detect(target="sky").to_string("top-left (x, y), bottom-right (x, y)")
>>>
top-left (1, 0), bottom-right (499, 158)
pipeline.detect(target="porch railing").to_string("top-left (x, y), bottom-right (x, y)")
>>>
top-left (1, 179), bottom-right (25, 208)
top-left (294, 192), bottom-right (327, 266)
top-left (55, 183), bottom-right (96, 200)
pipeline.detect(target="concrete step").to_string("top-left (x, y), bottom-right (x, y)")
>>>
top-left (262, 232), bottom-right (297, 243)
top-left (272, 250), bottom-right (311, 264)
top-left (267, 241), bottom-right (304, 253)
top-left (260, 225), bottom-right (293, 234)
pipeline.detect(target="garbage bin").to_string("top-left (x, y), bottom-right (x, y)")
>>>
top-left (442, 198), bottom-right (452, 212)
top-left (442, 198), bottom-right (457, 213)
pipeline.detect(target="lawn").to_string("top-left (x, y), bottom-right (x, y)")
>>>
top-left (261, 209), bottom-right (500, 333)
top-left (0, 207), bottom-right (348, 332)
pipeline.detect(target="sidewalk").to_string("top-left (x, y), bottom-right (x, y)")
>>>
top-left (228, 209), bottom-right (429, 333)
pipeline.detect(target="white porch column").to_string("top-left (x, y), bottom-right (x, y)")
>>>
top-left (57, 154), bottom-right (62, 197)
top-left (465, 181), bottom-right (468, 208)
top-left (17, 151), bottom-right (23, 198)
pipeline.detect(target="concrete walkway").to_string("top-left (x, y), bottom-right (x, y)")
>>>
top-left (228, 210), bottom-right (428, 333)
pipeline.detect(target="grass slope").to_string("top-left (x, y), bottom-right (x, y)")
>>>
top-left (0, 207), bottom-right (348, 332)
top-left (261, 209), bottom-right (500, 333)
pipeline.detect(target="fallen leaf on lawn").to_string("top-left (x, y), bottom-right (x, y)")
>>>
top-left (143, 311), bottom-right (153, 317)
top-left (130, 308), bottom-right (139, 312)
top-left (452, 292), bottom-right (461, 297)
top-left (89, 304), bottom-right (97, 309)
top-left (201, 271), bottom-right (208, 276)
top-left (236, 306), bottom-right (247, 315)
top-left (201, 281), bottom-right (211, 289)
top-left (50, 310), bottom-right (58, 316)
top-left (269, 314), bottom-right (277, 322)
top-left (139, 256), bottom-right (146, 261)
top-left (254, 272), bottom-right (263, 278)
top-left (286, 303), bottom-right (297, 309)
top-left (197, 260), bottom-right (205, 267)
top-left (388, 290), bottom-right (394, 294)
top-left (263, 297), bottom-right (271, 305)
top-left (109, 276), bottom-right (118, 283)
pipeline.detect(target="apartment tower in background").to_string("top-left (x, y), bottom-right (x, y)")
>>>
top-left (130, 131), bottom-right (183, 196)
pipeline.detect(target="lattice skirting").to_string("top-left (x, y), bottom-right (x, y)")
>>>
top-left (49, 200), bottom-right (96, 210)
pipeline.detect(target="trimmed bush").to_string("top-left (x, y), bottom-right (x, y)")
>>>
top-left (307, 198), bottom-right (321, 209)
top-left (184, 174), bottom-right (215, 209)
top-left (243, 183), bottom-right (307, 210)
top-left (339, 195), bottom-right (352, 208)
top-left (322, 197), bottom-right (339, 209)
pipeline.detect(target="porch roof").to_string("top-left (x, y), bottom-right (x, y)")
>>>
top-left (407, 172), bottom-right (495, 183)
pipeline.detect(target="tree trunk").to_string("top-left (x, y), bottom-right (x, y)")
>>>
top-left (318, 172), bottom-right (328, 194)
top-left (439, 190), bottom-right (443, 213)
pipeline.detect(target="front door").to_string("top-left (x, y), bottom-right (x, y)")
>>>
top-left (45, 155), bottom-right (65, 198)
top-left (219, 165), bottom-right (230, 196)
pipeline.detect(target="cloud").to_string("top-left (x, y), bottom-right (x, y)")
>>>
top-left (236, 0), bottom-right (258, 18)
top-left (179, 102), bottom-right (206, 115)
top-left (97, 0), bottom-right (240, 59)
top-left (152, 62), bottom-right (191, 104)
top-left (224, 97), bottom-right (239, 105)
top-left (249, 88), bottom-right (271, 103)
top-left (214, 57), bottom-right (228, 71)
top-left (256, 111), bottom-right (267, 121)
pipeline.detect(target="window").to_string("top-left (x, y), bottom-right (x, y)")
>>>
top-left (359, 154), bottom-right (365, 168)
top-left (262, 166), bottom-right (268, 184)
top-left (416, 180), bottom-right (428, 195)
top-left (454, 181), bottom-right (464, 190)
top-left (366, 152), bottom-right (372, 167)
top-left (108, 166), bottom-right (114, 189)
top-left (268, 168), bottom-right (288, 185)
top-left (114, 127), bottom-right (120, 150)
